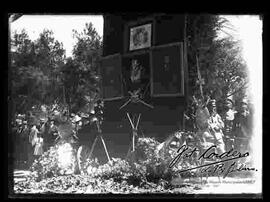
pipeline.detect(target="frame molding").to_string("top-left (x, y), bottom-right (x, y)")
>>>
top-left (123, 16), bottom-right (156, 54)
top-left (150, 42), bottom-right (185, 97)
top-left (100, 53), bottom-right (124, 101)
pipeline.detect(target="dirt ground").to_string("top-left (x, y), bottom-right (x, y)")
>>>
top-left (12, 170), bottom-right (261, 195)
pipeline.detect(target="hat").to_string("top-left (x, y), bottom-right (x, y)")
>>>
top-left (225, 98), bottom-right (234, 105)
top-left (16, 119), bottom-right (22, 125)
top-left (40, 117), bottom-right (46, 122)
top-left (208, 99), bottom-right (216, 107)
top-left (241, 98), bottom-right (248, 105)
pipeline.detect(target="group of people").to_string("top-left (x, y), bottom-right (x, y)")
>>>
top-left (185, 96), bottom-right (253, 155)
top-left (13, 118), bottom-right (58, 168)
top-left (221, 97), bottom-right (253, 152)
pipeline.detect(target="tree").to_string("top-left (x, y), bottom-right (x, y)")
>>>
top-left (61, 22), bottom-right (102, 115)
top-left (186, 15), bottom-right (248, 105)
top-left (205, 37), bottom-right (248, 102)
top-left (10, 29), bottom-right (66, 116)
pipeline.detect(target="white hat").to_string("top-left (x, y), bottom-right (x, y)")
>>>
top-left (74, 115), bottom-right (82, 122)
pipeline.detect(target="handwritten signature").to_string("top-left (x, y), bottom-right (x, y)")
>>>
top-left (169, 145), bottom-right (257, 178)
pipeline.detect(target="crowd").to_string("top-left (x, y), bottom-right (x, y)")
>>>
top-left (12, 117), bottom-right (58, 168)
top-left (12, 102), bottom-right (101, 169)
top-left (184, 96), bottom-right (253, 154)
top-left (12, 96), bottom-right (253, 169)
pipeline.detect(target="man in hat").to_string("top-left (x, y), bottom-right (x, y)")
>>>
top-left (20, 120), bottom-right (30, 167)
top-left (39, 117), bottom-right (51, 151)
top-left (207, 99), bottom-right (226, 154)
top-left (233, 98), bottom-right (252, 153)
top-left (193, 95), bottom-right (215, 152)
top-left (221, 98), bottom-right (237, 150)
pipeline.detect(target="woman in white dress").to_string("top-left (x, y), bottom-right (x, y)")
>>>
top-left (33, 133), bottom-right (44, 160)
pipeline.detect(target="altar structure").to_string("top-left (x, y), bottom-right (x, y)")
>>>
top-left (98, 14), bottom-right (189, 161)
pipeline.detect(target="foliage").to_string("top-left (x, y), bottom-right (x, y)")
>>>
top-left (86, 158), bottom-right (146, 186)
top-left (30, 142), bottom-right (78, 181)
top-left (10, 29), bottom-right (66, 116)
top-left (15, 173), bottom-right (192, 194)
top-left (60, 22), bottom-right (103, 117)
top-left (14, 131), bottom-right (206, 194)
top-left (10, 23), bottom-right (103, 139)
top-left (186, 15), bottom-right (248, 104)
top-left (72, 23), bottom-right (102, 66)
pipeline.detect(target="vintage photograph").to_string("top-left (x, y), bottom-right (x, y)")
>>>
top-left (8, 14), bottom-right (262, 197)
top-left (129, 23), bottom-right (152, 51)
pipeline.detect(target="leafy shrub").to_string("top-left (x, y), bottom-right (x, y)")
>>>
top-left (86, 158), bottom-right (147, 186)
top-left (30, 142), bottom-right (78, 181)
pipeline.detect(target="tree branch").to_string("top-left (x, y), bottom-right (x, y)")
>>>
top-left (226, 81), bottom-right (248, 98)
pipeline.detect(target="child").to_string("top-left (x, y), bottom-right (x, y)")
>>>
top-left (33, 133), bottom-right (44, 160)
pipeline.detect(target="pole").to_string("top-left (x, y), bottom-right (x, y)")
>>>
top-left (127, 113), bottom-right (135, 129)
top-left (96, 120), bottom-right (111, 162)
top-left (196, 53), bottom-right (204, 98)
top-left (100, 135), bottom-right (111, 162)
top-left (88, 135), bottom-right (98, 160)
top-left (88, 120), bottom-right (111, 162)
top-left (184, 13), bottom-right (189, 101)
top-left (135, 113), bottom-right (141, 129)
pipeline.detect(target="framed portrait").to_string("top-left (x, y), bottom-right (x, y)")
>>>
top-left (100, 54), bottom-right (124, 101)
top-left (150, 42), bottom-right (184, 97)
top-left (129, 23), bottom-right (152, 51)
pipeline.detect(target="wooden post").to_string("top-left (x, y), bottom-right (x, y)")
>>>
top-left (127, 112), bottom-right (141, 152)
top-left (88, 135), bottom-right (98, 160)
top-left (88, 120), bottom-right (111, 162)
top-left (100, 136), bottom-right (111, 162)
top-left (183, 14), bottom-right (189, 100)
top-left (135, 113), bottom-right (141, 129)
top-left (127, 113), bottom-right (134, 128)
top-left (183, 112), bottom-right (186, 131)
top-left (196, 53), bottom-right (204, 98)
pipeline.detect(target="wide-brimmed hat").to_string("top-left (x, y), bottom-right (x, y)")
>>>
top-left (40, 117), bottom-right (46, 122)
top-left (208, 99), bottom-right (216, 107)
top-left (225, 98), bottom-right (234, 105)
top-left (241, 98), bottom-right (248, 105)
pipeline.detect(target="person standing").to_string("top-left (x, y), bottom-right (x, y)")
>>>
top-left (39, 118), bottom-right (49, 151)
top-left (14, 119), bottom-right (22, 168)
top-left (194, 96), bottom-right (213, 151)
top-left (208, 99), bottom-right (226, 154)
top-left (20, 121), bottom-right (29, 167)
top-left (221, 98), bottom-right (237, 150)
top-left (33, 133), bottom-right (44, 160)
top-left (233, 98), bottom-right (252, 153)
top-left (28, 123), bottom-right (39, 166)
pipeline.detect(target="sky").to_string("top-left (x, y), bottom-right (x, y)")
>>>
top-left (218, 15), bottom-right (262, 192)
top-left (10, 15), bottom-right (104, 58)
top-left (218, 15), bottom-right (262, 101)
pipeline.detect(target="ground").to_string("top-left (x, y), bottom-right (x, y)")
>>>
top-left (13, 169), bottom-right (259, 195)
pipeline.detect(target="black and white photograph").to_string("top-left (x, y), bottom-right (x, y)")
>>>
top-left (129, 23), bottom-right (152, 51)
top-left (8, 13), bottom-right (262, 197)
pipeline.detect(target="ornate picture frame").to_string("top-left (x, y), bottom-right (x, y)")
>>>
top-left (100, 54), bottom-right (124, 101)
top-left (150, 42), bottom-right (185, 97)
top-left (129, 23), bottom-right (152, 51)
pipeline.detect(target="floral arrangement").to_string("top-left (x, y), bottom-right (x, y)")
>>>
top-left (15, 131), bottom-right (205, 194)
top-left (30, 142), bottom-right (78, 181)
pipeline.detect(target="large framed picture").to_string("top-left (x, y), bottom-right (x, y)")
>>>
top-left (100, 54), bottom-right (124, 101)
top-left (129, 23), bottom-right (152, 51)
top-left (150, 42), bottom-right (184, 97)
